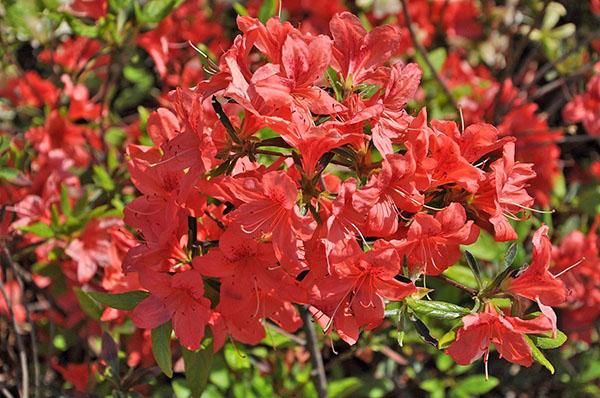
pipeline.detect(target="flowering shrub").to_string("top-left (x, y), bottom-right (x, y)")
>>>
top-left (0, 0), bottom-right (599, 397)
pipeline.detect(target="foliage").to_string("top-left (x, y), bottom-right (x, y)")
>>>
top-left (0, 0), bottom-right (599, 397)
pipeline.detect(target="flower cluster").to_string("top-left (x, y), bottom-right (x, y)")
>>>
top-left (124, 13), bottom-right (562, 369)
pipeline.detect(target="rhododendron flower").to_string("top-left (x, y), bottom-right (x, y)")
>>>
top-left (388, 203), bottom-right (479, 275)
top-left (329, 12), bottom-right (402, 86)
top-left (368, 62), bottom-right (422, 155)
top-left (25, 110), bottom-right (92, 166)
top-left (65, 218), bottom-right (123, 283)
top-left (132, 270), bottom-right (210, 350)
top-left (311, 244), bottom-right (416, 344)
top-left (363, 151), bottom-right (423, 236)
top-left (505, 225), bottom-right (567, 307)
top-left (472, 142), bottom-right (536, 241)
top-left (446, 304), bottom-right (553, 369)
top-left (67, 0), bottom-right (107, 19)
top-left (226, 171), bottom-right (315, 273)
top-left (51, 360), bottom-right (96, 392)
top-left (563, 70), bottom-right (600, 136)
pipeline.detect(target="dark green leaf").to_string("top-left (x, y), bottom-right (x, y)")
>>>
top-left (87, 290), bottom-right (150, 311)
top-left (464, 251), bottom-right (482, 289)
top-left (152, 321), bottom-right (173, 378)
top-left (503, 243), bottom-right (518, 268)
top-left (101, 332), bottom-right (120, 378)
top-left (74, 288), bottom-right (103, 320)
top-left (411, 316), bottom-right (438, 346)
top-left (182, 341), bottom-right (214, 398)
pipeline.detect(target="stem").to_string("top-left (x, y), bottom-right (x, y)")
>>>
top-left (300, 306), bottom-right (328, 398)
top-left (400, 0), bottom-right (459, 113)
top-left (0, 274), bottom-right (28, 398)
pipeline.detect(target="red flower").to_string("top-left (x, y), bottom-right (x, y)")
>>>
top-left (505, 225), bottom-right (567, 307)
top-left (446, 304), bottom-right (553, 368)
top-left (563, 71), bottom-right (600, 136)
top-left (329, 12), bottom-right (402, 85)
top-left (132, 270), bottom-right (211, 350)
top-left (367, 62), bottom-right (422, 155)
top-left (363, 151), bottom-right (423, 237)
top-left (389, 203), bottom-right (479, 275)
top-left (311, 243), bottom-right (415, 344)
top-left (68, 0), bottom-right (107, 20)
top-left (472, 142), bottom-right (536, 241)
top-left (227, 171), bottom-right (315, 273)
top-left (25, 110), bottom-right (92, 166)
top-left (51, 360), bottom-right (96, 392)
top-left (65, 218), bottom-right (123, 283)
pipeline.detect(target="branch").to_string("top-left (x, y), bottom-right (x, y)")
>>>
top-left (400, 0), bottom-right (459, 113)
top-left (300, 306), bottom-right (328, 398)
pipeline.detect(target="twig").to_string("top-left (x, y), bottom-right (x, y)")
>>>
top-left (11, 264), bottom-right (39, 398)
top-left (437, 275), bottom-right (478, 296)
top-left (300, 306), bottom-right (328, 398)
top-left (0, 277), bottom-right (28, 398)
top-left (400, 0), bottom-right (459, 113)
top-left (504, 0), bottom-right (551, 79)
top-left (265, 321), bottom-right (307, 346)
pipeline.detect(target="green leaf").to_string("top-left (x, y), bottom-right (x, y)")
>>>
top-left (524, 336), bottom-right (554, 374)
top-left (406, 298), bottom-right (470, 320)
top-left (232, 2), bottom-right (248, 16)
top-left (182, 341), bottom-right (214, 398)
top-left (92, 165), bottom-right (116, 191)
top-left (443, 265), bottom-right (479, 290)
top-left (152, 321), bottom-right (173, 378)
top-left (5, 0), bottom-right (38, 38)
top-left (87, 290), bottom-right (150, 311)
top-left (60, 184), bottom-right (72, 218)
top-left (224, 344), bottom-right (250, 370)
top-left (258, 0), bottom-right (278, 23)
top-left (138, 0), bottom-right (178, 24)
top-left (18, 222), bottom-right (54, 238)
top-left (74, 288), bottom-right (103, 320)
top-left (356, 83), bottom-right (381, 99)
top-left (67, 16), bottom-right (101, 38)
top-left (420, 379), bottom-right (445, 398)
top-left (451, 375), bottom-right (499, 397)
top-left (329, 377), bottom-right (363, 398)
top-left (529, 330), bottom-right (567, 350)
top-left (464, 230), bottom-right (507, 261)
top-left (438, 329), bottom-right (457, 349)
top-left (0, 167), bottom-right (19, 181)
top-left (326, 66), bottom-right (343, 102)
